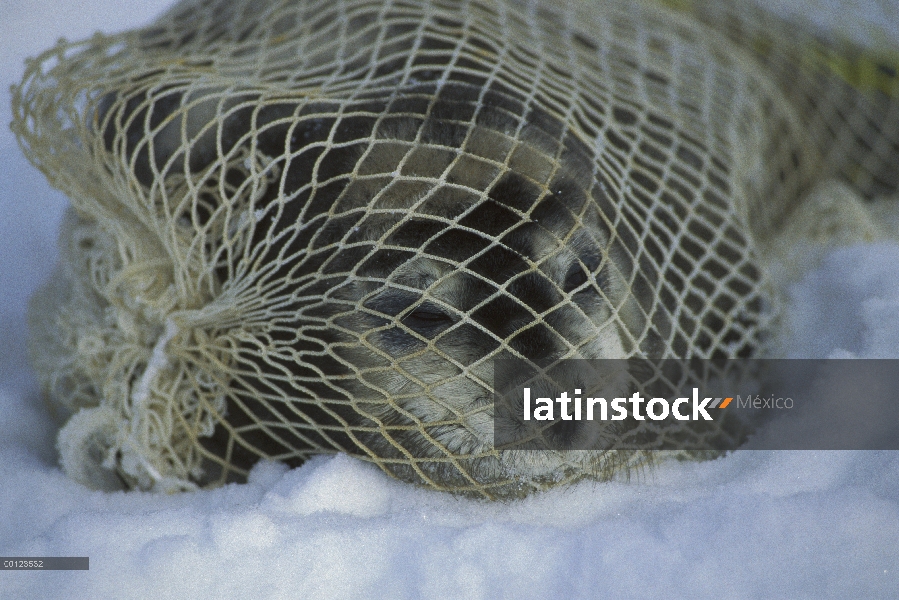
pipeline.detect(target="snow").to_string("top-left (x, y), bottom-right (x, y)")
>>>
top-left (778, 243), bottom-right (899, 359)
top-left (1, 1), bottom-right (898, 599)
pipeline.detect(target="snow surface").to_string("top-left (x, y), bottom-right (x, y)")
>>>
top-left (1, 1), bottom-right (898, 599)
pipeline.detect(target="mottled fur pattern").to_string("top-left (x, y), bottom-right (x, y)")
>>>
top-left (207, 99), bottom-right (649, 494)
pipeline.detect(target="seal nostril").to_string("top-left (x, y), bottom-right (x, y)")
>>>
top-left (401, 304), bottom-right (455, 335)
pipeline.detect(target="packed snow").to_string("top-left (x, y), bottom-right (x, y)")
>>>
top-left (1, 1), bottom-right (897, 598)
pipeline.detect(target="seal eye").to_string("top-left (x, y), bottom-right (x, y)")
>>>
top-left (563, 264), bottom-right (589, 292)
top-left (402, 304), bottom-right (454, 333)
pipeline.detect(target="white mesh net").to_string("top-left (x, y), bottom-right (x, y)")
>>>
top-left (12, 0), bottom-right (899, 498)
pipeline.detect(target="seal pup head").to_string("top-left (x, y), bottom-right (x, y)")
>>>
top-left (223, 99), bottom-right (648, 496)
top-left (88, 75), bottom-right (649, 496)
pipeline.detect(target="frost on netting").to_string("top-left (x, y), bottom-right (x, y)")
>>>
top-left (11, 0), bottom-right (899, 498)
